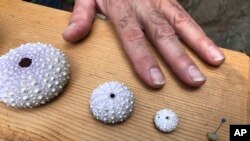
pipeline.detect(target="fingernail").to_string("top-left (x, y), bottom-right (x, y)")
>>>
top-left (188, 65), bottom-right (206, 82)
top-left (208, 46), bottom-right (225, 61)
top-left (64, 23), bottom-right (76, 33)
top-left (150, 68), bottom-right (165, 85)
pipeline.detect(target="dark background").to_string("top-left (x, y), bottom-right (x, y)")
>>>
top-left (179, 0), bottom-right (250, 56)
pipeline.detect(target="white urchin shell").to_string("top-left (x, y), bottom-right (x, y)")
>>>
top-left (90, 81), bottom-right (135, 124)
top-left (0, 42), bottom-right (70, 108)
top-left (154, 109), bottom-right (179, 132)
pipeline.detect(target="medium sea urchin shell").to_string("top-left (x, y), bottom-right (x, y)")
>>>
top-left (0, 43), bottom-right (70, 108)
top-left (90, 81), bottom-right (135, 124)
top-left (154, 109), bottom-right (179, 132)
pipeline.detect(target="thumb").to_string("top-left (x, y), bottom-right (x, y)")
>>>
top-left (63, 0), bottom-right (96, 42)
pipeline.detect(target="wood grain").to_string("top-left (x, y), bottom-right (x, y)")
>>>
top-left (0, 0), bottom-right (249, 140)
top-left (248, 57), bottom-right (250, 123)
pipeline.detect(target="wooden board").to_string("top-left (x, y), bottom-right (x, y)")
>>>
top-left (0, 0), bottom-right (249, 140)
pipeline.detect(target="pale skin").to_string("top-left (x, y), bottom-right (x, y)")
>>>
top-left (62, 0), bottom-right (225, 88)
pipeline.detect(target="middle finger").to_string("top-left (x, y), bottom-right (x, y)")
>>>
top-left (106, 0), bottom-right (166, 88)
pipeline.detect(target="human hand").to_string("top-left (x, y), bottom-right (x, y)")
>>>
top-left (62, 0), bottom-right (225, 88)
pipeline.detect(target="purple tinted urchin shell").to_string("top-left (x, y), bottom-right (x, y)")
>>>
top-left (90, 81), bottom-right (135, 124)
top-left (154, 109), bottom-right (179, 132)
top-left (0, 43), bottom-right (70, 108)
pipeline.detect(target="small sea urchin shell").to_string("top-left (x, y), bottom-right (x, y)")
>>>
top-left (90, 81), bottom-right (135, 124)
top-left (154, 109), bottom-right (179, 132)
top-left (0, 43), bottom-right (70, 108)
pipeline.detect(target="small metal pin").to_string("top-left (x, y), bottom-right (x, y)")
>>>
top-left (207, 117), bottom-right (227, 141)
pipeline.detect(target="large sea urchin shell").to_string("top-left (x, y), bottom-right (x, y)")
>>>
top-left (154, 109), bottom-right (179, 132)
top-left (90, 81), bottom-right (135, 124)
top-left (0, 43), bottom-right (70, 108)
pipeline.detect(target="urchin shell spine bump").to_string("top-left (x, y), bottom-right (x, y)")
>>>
top-left (0, 42), bottom-right (70, 108)
top-left (154, 108), bottom-right (179, 132)
top-left (90, 81), bottom-right (135, 124)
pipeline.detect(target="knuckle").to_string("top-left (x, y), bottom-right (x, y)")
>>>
top-left (119, 8), bottom-right (133, 29)
top-left (174, 10), bottom-right (191, 25)
top-left (172, 51), bottom-right (190, 67)
top-left (197, 35), bottom-right (210, 44)
top-left (175, 51), bottom-right (187, 61)
top-left (72, 9), bottom-right (86, 19)
top-left (155, 25), bottom-right (176, 40)
top-left (71, 12), bottom-right (91, 25)
top-left (134, 55), bottom-right (153, 67)
top-left (108, 0), bottom-right (127, 7)
top-left (151, 11), bottom-right (168, 25)
top-left (123, 27), bottom-right (144, 42)
top-left (197, 35), bottom-right (214, 52)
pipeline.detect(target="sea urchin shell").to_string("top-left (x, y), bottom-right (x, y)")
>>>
top-left (90, 81), bottom-right (135, 124)
top-left (154, 109), bottom-right (179, 132)
top-left (0, 42), bottom-right (70, 108)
